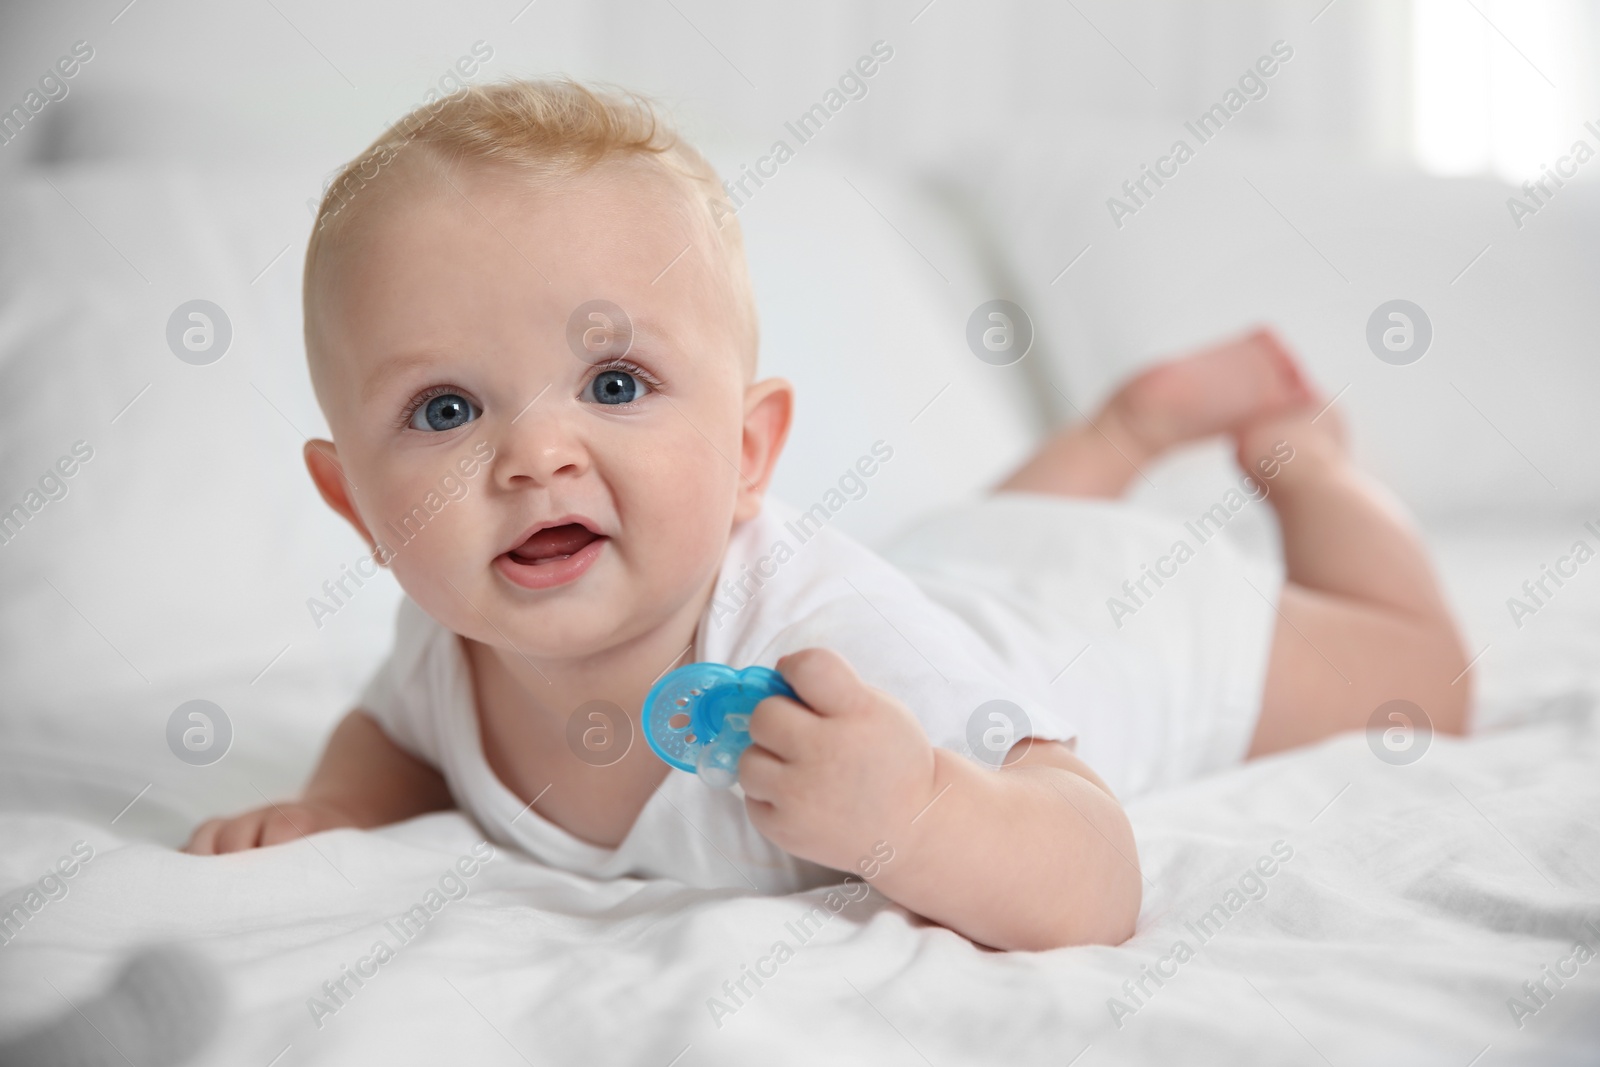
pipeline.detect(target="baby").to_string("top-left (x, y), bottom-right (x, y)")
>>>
top-left (185, 80), bottom-right (1471, 952)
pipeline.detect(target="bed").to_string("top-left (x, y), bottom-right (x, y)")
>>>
top-left (2, 146), bottom-right (1598, 1064)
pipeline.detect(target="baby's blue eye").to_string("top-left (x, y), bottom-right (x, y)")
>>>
top-left (410, 393), bottom-right (479, 431)
top-left (586, 370), bottom-right (648, 405)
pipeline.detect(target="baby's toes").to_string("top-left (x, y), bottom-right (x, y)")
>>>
top-left (215, 815), bottom-right (265, 853)
top-left (260, 813), bottom-right (308, 847)
top-left (1242, 328), bottom-right (1314, 411)
top-left (1118, 335), bottom-right (1286, 448)
top-left (183, 819), bottom-right (223, 855)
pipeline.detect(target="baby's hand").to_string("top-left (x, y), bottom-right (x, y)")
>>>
top-left (739, 648), bottom-right (937, 874)
top-left (183, 799), bottom-right (359, 855)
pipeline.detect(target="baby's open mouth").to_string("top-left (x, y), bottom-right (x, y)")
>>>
top-left (505, 523), bottom-right (604, 566)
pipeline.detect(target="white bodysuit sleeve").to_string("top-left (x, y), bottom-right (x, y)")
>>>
top-left (752, 592), bottom-right (1076, 765)
top-left (354, 595), bottom-right (450, 767)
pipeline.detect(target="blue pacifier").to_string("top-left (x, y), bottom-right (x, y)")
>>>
top-left (642, 663), bottom-right (797, 788)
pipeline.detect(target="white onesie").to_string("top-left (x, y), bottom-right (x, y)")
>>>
top-left (357, 497), bottom-right (1080, 894)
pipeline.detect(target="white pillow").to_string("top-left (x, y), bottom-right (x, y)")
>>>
top-left (0, 162), bottom-right (403, 837)
top-left (704, 140), bottom-right (1040, 547)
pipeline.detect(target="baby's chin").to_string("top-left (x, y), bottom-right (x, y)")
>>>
top-left (415, 559), bottom-right (707, 662)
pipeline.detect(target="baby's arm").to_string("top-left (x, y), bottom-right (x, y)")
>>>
top-left (183, 710), bottom-right (453, 854)
top-left (742, 649), bottom-right (1141, 951)
top-left (875, 737), bottom-right (1141, 951)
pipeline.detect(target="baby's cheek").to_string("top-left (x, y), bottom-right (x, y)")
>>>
top-left (607, 418), bottom-right (742, 599)
top-left (623, 451), bottom-right (729, 546)
top-left (634, 512), bottom-right (725, 594)
top-left (369, 483), bottom-right (485, 596)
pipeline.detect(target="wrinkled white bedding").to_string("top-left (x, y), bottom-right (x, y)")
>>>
top-left (3, 682), bottom-right (1598, 1065)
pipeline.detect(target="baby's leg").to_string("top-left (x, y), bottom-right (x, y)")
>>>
top-left (997, 328), bottom-right (1312, 498)
top-left (1238, 402), bottom-right (1472, 754)
top-left (996, 326), bottom-right (1470, 753)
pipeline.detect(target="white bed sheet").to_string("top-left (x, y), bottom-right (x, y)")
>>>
top-left (3, 515), bottom-right (1599, 1065)
top-left (2, 696), bottom-right (1596, 1065)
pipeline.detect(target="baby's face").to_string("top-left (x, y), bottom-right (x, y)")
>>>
top-left (310, 159), bottom-right (772, 662)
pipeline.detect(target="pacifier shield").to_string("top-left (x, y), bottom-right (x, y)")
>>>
top-left (642, 663), bottom-right (796, 780)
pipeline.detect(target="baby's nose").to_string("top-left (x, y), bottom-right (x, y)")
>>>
top-left (492, 403), bottom-right (590, 487)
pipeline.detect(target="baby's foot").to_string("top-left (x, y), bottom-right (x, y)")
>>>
top-left (1233, 390), bottom-right (1350, 493)
top-left (1105, 327), bottom-right (1314, 461)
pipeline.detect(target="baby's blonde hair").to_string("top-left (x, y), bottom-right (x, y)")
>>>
top-left (303, 78), bottom-right (758, 392)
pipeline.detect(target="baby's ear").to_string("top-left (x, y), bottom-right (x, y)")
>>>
top-left (734, 377), bottom-right (794, 522)
top-left (303, 439), bottom-right (378, 551)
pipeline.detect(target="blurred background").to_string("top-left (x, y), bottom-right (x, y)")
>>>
top-left (6, 1), bottom-right (1594, 175)
top-left (2, 0), bottom-right (1598, 840)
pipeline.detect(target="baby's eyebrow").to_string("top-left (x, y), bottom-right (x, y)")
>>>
top-left (627, 317), bottom-right (678, 355)
top-left (364, 351), bottom-right (443, 401)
